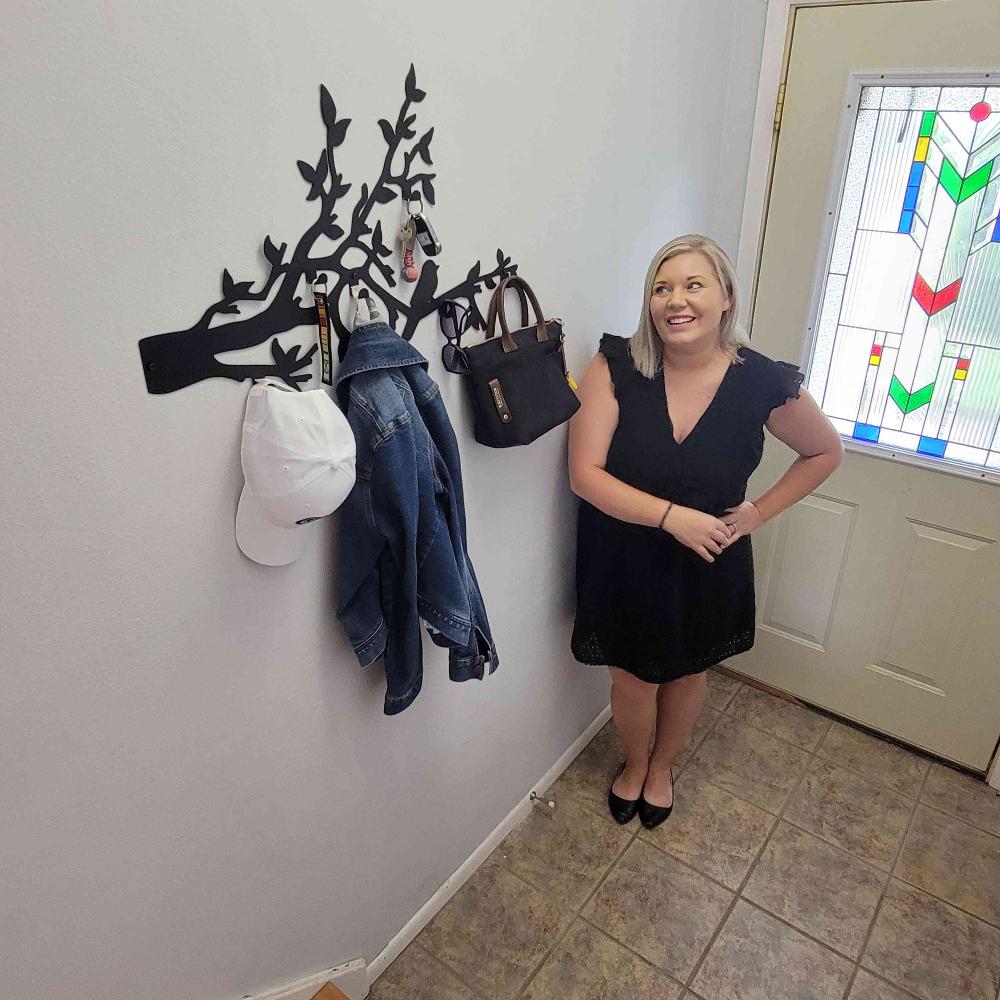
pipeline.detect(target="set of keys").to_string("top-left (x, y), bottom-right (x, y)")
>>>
top-left (398, 193), bottom-right (441, 282)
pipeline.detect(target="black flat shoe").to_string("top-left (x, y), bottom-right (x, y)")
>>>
top-left (639, 766), bottom-right (674, 830)
top-left (607, 761), bottom-right (640, 824)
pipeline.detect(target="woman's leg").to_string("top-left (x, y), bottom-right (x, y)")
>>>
top-left (643, 670), bottom-right (708, 806)
top-left (609, 666), bottom-right (659, 799)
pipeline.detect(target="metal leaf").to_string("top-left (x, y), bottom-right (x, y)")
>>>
top-left (378, 118), bottom-right (395, 146)
top-left (263, 235), bottom-right (281, 265)
top-left (320, 85), bottom-right (336, 127)
top-left (418, 128), bottom-right (434, 165)
top-left (329, 119), bottom-right (350, 146)
top-left (297, 160), bottom-right (316, 184)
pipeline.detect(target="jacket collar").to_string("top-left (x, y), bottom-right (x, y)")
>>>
top-left (336, 321), bottom-right (428, 384)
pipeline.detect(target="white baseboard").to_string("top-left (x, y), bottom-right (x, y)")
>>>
top-left (366, 703), bottom-right (612, 985)
top-left (245, 958), bottom-right (368, 1000)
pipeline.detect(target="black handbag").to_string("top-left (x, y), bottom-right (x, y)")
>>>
top-left (461, 276), bottom-right (580, 448)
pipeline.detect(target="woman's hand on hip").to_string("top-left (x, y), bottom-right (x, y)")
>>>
top-left (721, 500), bottom-right (763, 544)
top-left (662, 506), bottom-right (733, 563)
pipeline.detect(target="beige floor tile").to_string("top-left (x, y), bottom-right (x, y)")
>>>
top-left (704, 668), bottom-right (743, 711)
top-left (496, 790), bottom-right (631, 910)
top-left (690, 899), bottom-right (853, 1000)
top-left (817, 722), bottom-right (929, 798)
top-left (863, 879), bottom-right (1000, 1000)
top-left (784, 759), bottom-right (913, 869)
top-left (417, 857), bottom-right (571, 998)
top-left (921, 762), bottom-right (1000, 837)
top-left (521, 918), bottom-right (684, 1000)
top-left (368, 942), bottom-right (477, 1000)
top-left (582, 839), bottom-right (732, 981)
top-left (638, 767), bottom-right (775, 889)
top-left (848, 969), bottom-right (920, 999)
top-left (895, 804), bottom-right (1000, 927)
top-left (726, 685), bottom-right (831, 750)
top-left (690, 714), bottom-right (812, 813)
top-left (742, 821), bottom-right (886, 958)
top-left (548, 721), bottom-right (624, 818)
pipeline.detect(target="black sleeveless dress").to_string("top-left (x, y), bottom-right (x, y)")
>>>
top-left (572, 334), bottom-right (804, 683)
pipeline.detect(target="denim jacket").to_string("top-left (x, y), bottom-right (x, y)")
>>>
top-left (335, 321), bottom-right (499, 714)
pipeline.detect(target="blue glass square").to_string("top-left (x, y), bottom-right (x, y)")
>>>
top-left (898, 211), bottom-right (914, 234)
top-left (903, 185), bottom-right (920, 211)
top-left (852, 423), bottom-right (880, 442)
top-left (908, 162), bottom-right (924, 186)
top-left (993, 214), bottom-right (1000, 242)
top-left (917, 436), bottom-right (947, 457)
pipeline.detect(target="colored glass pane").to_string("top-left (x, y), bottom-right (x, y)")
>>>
top-left (960, 161), bottom-right (994, 201)
top-left (939, 157), bottom-right (963, 201)
top-left (809, 84), bottom-right (1000, 473)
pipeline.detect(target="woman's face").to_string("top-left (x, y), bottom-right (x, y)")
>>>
top-left (649, 251), bottom-right (731, 352)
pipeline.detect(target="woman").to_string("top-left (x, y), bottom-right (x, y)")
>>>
top-left (568, 234), bottom-right (842, 829)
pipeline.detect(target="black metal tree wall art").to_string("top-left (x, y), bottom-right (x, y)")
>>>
top-left (138, 65), bottom-right (517, 393)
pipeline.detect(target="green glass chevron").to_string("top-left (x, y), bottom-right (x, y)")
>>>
top-left (889, 376), bottom-right (934, 414)
top-left (960, 161), bottom-right (993, 200)
top-left (936, 153), bottom-right (994, 203)
top-left (939, 158), bottom-right (963, 201)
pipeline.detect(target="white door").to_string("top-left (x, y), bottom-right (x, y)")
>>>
top-left (737, 0), bottom-right (1000, 770)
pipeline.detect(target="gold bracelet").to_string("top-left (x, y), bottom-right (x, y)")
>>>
top-left (658, 501), bottom-right (674, 530)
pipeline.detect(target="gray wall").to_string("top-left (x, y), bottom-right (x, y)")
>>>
top-left (0, 3), bottom-right (765, 998)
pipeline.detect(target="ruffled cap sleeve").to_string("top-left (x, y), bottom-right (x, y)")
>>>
top-left (766, 359), bottom-right (805, 414)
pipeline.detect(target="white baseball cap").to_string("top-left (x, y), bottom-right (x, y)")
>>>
top-left (236, 379), bottom-right (356, 566)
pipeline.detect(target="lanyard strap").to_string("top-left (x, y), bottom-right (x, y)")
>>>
top-left (312, 280), bottom-right (333, 386)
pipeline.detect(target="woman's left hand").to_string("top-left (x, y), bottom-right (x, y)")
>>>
top-left (722, 500), bottom-right (763, 544)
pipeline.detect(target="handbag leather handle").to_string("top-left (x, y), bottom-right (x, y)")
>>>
top-left (482, 282), bottom-right (530, 342)
top-left (486, 276), bottom-right (549, 354)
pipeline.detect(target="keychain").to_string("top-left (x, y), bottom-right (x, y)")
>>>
top-left (406, 193), bottom-right (442, 257)
top-left (398, 216), bottom-right (418, 283)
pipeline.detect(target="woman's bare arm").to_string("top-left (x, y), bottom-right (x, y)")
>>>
top-left (753, 390), bottom-right (843, 521)
top-left (567, 354), bottom-right (672, 527)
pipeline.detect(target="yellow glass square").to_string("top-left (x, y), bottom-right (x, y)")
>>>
top-left (915, 137), bottom-right (930, 162)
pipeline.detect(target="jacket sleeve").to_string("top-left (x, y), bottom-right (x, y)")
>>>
top-left (367, 417), bottom-right (427, 713)
top-left (335, 404), bottom-right (391, 669)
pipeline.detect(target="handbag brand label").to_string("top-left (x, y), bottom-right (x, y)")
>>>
top-left (488, 378), bottom-right (512, 423)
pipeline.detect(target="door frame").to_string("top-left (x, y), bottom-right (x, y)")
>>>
top-left (735, 0), bottom-right (1000, 789)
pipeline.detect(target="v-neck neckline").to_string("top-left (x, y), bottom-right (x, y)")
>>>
top-left (661, 354), bottom-right (738, 447)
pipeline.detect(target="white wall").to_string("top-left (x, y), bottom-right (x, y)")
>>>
top-left (0, 3), bottom-right (765, 998)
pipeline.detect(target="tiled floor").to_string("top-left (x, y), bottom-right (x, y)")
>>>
top-left (369, 669), bottom-right (1000, 1000)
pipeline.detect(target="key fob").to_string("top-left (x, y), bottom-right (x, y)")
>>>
top-left (411, 211), bottom-right (442, 257)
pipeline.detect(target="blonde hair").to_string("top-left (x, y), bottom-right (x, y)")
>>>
top-left (628, 234), bottom-right (746, 379)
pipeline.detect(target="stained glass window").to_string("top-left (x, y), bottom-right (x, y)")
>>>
top-left (808, 84), bottom-right (1000, 474)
